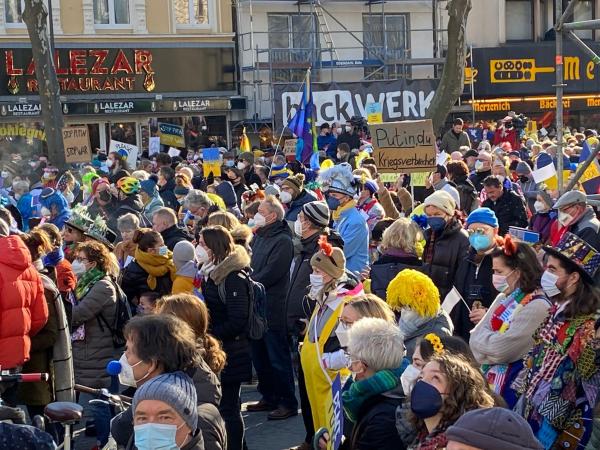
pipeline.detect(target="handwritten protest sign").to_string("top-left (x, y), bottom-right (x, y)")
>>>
top-left (109, 140), bottom-right (139, 168)
top-left (159, 122), bottom-right (185, 147)
top-left (372, 119), bottom-right (436, 173)
top-left (283, 139), bottom-right (298, 156)
top-left (203, 148), bottom-right (221, 178)
top-left (63, 126), bottom-right (91, 163)
top-left (366, 102), bottom-right (383, 124)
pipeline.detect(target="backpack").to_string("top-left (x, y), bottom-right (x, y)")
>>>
top-left (97, 278), bottom-right (133, 348)
top-left (218, 270), bottom-right (268, 340)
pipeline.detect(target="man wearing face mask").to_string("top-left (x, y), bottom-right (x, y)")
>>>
top-left (247, 196), bottom-right (297, 419)
top-left (281, 173), bottom-right (317, 225)
top-left (422, 191), bottom-right (469, 300)
top-left (469, 151), bottom-right (493, 192)
top-left (515, 161), bottom-right (539, 214)
top-left (318, 163), bottom-right (369, 276)
top-left (551, 190), bottom-right (600, 250)
top-left (336, 126), bottom-right (361, 156)
top-left (515, 232), bottom-right (600, 449)
top-left (236, 152), bottom-right (262, 188)
top-left (453, 208), bottom-right (500, 340)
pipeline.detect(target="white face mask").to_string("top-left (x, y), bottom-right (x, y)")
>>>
top-left (71, 259), bottom-right (87, 277)
top-left (237, 161), bottom-right (246, 171)
top-left (294, 219), bottom-right (303, 237)
top-left (118, 352), bottom-right (142, 387)
top-left (557, 211), bottom-right (573, 227)
top-left (474, 160), bottom-right (484, 172)
top-left (106, 159), bottom-right (115, 168)
top-left (496, 175), bottom-right (505, 184)
top-left (400, 364), bottom-right (421, 395)
top-left (534, 200), bottom-right (547, 213)
top-left (195, 245), bottom-right (210, 264)
top-left (279, 191), bottom-right (293, 204)
top-left (253, 212), bottom-right (267, 228)
top-left (541, 270), bottom-right (562, 298)
top-left (335, 322), bottom-right (350, 347)
top-left (309, 273), bottom-right (325, 299)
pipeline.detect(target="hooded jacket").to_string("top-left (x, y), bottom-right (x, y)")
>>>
top-left (0, 236), bottom-right (48, 369)
top-left (285, 189), bottom-right (318, 223)
top-left (159, 177), bottom-right (180, 212)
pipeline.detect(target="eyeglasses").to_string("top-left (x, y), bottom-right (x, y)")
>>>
top-left (467, 228), bottom-right (490, 236)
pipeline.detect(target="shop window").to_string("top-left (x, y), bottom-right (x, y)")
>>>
top-left (94, 0), bottom-right (130, 25)
top-left (267, 14), bottom-right (319, 83)
top-left (109, 122), bottom-right (137, 147)
top-left (573, 1), bottom-right (593, 39)
top-left (363, 14), bottom-right (409, 80)
top-left (175, 0), bottom-right (209, 26)
top-left (5, 0), bottom-right (23, 24)
top-left (506, 0), bottom-right (533, 41)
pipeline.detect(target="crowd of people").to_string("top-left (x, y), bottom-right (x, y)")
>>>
top-left (1, 113), bottom-right (600, 450)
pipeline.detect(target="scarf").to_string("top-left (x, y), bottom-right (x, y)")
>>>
top-left (134, 247), bottom-right (176, 290)
top-left (398, 309), bottom-right (433, 338)
top-left (332, 199), bottom-right (357, 221)
top-left (342, 360), bottom-right (408, 423)
top-left (43, 246), bottom-right (64, 267)
top-left (75, 267), bottom-right (105, 300)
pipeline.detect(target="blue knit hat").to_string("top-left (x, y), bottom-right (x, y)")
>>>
top-left (466, 207), bottom-right (499, 228)
top-left (140, 179), bottom-right (157, 196)
top-left (132, 371), bottom-right (198, 431)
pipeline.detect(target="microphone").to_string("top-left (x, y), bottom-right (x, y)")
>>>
top-left (106, 360), bottom-right (122, 394)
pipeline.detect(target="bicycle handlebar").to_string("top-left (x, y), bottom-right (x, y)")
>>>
top-left (74, 384), bottom-right (132, 405)
top-left (0, 373), bottom-right (49, 382)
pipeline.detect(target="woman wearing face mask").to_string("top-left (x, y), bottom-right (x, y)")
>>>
top-left (453, 208), bottom-right (502, 340)
top-left (387, 269), bottom-right (453, 358)
top-left (421, 190), bottom-right (469, 301)
top-left (355, 178), bottom-right (385, 232)
top-left (469, 236), bottom-right (550, 408)
top-left (197, 226), bottom-right (252, 450)
top-left (39, 223), bottom-right (77, 297)
top-left (114, 213), bottom-right (140, 269)
top-left (121, 229), bottom-right (176, 304)
top-left (70, 241), bottom-right (120, 446)
top-left (281, 173), bottom-right (318, 224)
top-left (408, 353), bottom-right (495, 449)
top-left (514, 233), bottom-right (600, 449)
top-left (107, 150), bottom-right (130, 185)
top-left (529, 189), bottom-right (556, 244)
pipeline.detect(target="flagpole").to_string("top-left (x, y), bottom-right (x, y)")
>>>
top-left (269, 67), bottom-right (311, 173)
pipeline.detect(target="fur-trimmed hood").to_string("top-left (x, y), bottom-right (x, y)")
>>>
top-left (210, 245), bottom-right (251, 285)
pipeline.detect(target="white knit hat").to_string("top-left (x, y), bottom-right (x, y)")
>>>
top-left (423, 190), bottom-right (456, 216)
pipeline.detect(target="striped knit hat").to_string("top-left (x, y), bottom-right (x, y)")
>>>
top-left (302, 201), bottom-right (330, 228)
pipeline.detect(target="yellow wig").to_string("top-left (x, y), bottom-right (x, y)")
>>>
top-left (386, 269), bottom-right (440, 318)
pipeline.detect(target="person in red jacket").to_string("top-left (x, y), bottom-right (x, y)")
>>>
top-left (0, 218), bottom-right (48, 372)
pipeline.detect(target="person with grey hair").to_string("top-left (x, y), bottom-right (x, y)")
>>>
top-left (115, 213), bottom-right (140, 268)
top-left (184, 189), bottom-right (215, 222)
top-left (247, 195), bottom-right (297, 420)
top-left (319, 317), bottom-right (406, 450)
top-left (152, 207), bottom-right (192, 251)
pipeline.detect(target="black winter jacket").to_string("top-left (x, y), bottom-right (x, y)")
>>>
top-left (469, 169), bottom-right (491, 192)
top-left (120, 260), bottom-right (173, 302)
top-left (250, 220), bottom-right (294, 332)
top-left (159, 178), bottom-right (180, 212)
top-left (482, 188), bottom-right (528, 236)
top-left (161, 224), bottom-right (192, 251)
top-left (370, 254), bottom-right (422, 301)
top-left (203, 245), bottom-right (252, 385)
top-left (422, 219), bottom-right (469, 300)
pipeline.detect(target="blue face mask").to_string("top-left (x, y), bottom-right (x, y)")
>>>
top-left (225, 160), bottom-right (235, 167)
top-left (158, 245), bottom-right (168, 256)
top-left (326, 195), bottom-right (341, 212)
top-left (410, 380), bottom-right (444, 419)
top-left (134, 423), bottom-right (180, 450)
top-left (426, 216), bottom-right (446, 233)
top-left (469, 233), bottom-right (492, 251)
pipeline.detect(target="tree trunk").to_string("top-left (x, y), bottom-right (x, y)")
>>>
top-left (22, 0), bottom-right (66, 169)
top-left (426, 0), bottom-right (472, 133)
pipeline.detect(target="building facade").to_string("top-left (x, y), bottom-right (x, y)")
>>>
top-left (0, 0), bottom-right (244, 158)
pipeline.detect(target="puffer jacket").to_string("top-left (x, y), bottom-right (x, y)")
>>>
top-left (285, 189), bottom-right (318, 222)
top-left (72, 278), bottom-right (120, 388)
top-left (422, 219), bottom-right (469, 300)
top-left (250, 220), bottom-right (294, 332)
top-left (0, 236), bottom-right (48, 369)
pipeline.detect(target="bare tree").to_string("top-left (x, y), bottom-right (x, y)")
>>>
top-left (23, 0), bottom-right (66, 169)
top-left (426, 0), bottom-right (472, 132)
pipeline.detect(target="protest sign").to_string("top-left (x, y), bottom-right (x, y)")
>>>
top-left (109, 140), bottom-right (139, 168)
top-left (168, 147), bottom-right (181, 158)
top-left (371, 120), bottom-right (436, 173)
top-left (158, 122), bottom-right (185, 147)
top-left (410, 172), bottom-right (428, 187)
top-left (366, 102), bottom-right (383, 124)
top-left (62, 126), bottom-right (91, 163)
top-left (203, 148), bottom-right (221, 177)
top-left (149, 137), bottom-right (161, 156)
top-left (283, 139), bottom-right (298, 156)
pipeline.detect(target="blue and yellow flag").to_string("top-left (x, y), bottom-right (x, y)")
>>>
top-left (287, 69), bottom-right (319, 170)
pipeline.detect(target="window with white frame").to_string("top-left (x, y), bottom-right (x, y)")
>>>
top-left (506, 0), bottom-right (533, 41)
top-left (5, 0), bottom-right (24, 24)
top-left (363, 14), bottom-right (409, 80)
top-left (94, 0), bottom-right (130, 25)
top-left (175, 0), bottom-right (209, 26)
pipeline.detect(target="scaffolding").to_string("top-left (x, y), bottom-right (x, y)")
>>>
top-left (234, 0), bottom-right (448, 134)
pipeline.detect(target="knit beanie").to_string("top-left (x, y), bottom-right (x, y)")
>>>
top-left (310, 236), bottom-right (345, 280)
top-left (302, 201), bottom-right (330, 228)
top-left (239, 152), bottom-right (255, 164)
top-left (282, 173), bottom-right (305, 199)
top-left (466, 207), bottom-right (499, 228)
top-left (537, 189), bottom-right (553, 210)
top-left (140, 179), bottom-right (157, 196)
top-left (173, 240), bottom-right (196, 270)
top-left (132, 371), bottom-right (198, 431)
top-left (423, 190), bottom-right (456, 216)
top-left (516, 161), bottom-right (532, 175)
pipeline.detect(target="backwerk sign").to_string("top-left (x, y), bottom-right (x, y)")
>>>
top-left (275, 79), bottom-right (437, 128)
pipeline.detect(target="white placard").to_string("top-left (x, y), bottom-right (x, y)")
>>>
top-left (109, 140), bottom-right (139, 168)
top-left (168, 147), bottom-right (181, 157)
top-left (149, 137), bottom-right (161, 157)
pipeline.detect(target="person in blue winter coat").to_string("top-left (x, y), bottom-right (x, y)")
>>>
top-left (318, 163), bottom-right (369, 275)
top-left (39, 187), bottom-right (71, 230)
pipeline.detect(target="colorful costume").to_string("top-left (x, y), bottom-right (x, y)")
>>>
top-left (39, 188), bottom-right (71, 230)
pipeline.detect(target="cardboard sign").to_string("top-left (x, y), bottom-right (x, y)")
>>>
top-left (372, 119), bottom-right (436, 173)
top-left (149, 137), bottom-right (161, 156)
top-left (202, 147), bottom-right (221, 178)
top-left (283, 138), bottom-right (298, 156)
top-left (366, 102), bottom-right (383, 124)
top-left (158, 122), bottom-right (185, 148)
top-left (62, 126), bottom-right (91, 163)
top-left (410, 172), bottom-right (429, 187)
top-left (109, 140), bottom-right (139, 168)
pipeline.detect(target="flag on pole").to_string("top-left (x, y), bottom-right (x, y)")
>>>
top-left (579, 140), bottom-right (600, 194)
top-left (287, 69), bottom-right (320, 170)
top-left (240, 127), bottom-right (251, 153)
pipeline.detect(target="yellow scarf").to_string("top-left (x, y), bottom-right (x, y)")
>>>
top-left (332, 199), bottom-right (357, 221)
top-left (134, 247), bottom-right (176, 290)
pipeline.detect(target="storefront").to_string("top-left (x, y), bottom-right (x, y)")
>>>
top-left (0, 43), bottom-right (246, 157)
top-left (465, 41), bottom-right (600, 129)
